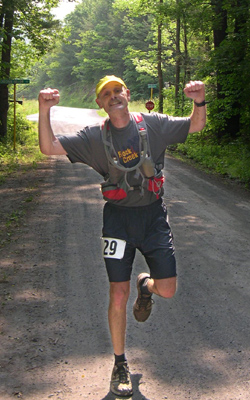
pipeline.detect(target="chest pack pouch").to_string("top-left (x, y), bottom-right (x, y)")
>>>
top-left (101, 113), bottom-right (164, 201)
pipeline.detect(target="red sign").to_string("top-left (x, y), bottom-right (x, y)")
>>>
top-left (145, 100), bottom-right (154, 111)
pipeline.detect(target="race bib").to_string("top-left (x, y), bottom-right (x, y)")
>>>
top-left (101, 237), bottom-right (126, 259)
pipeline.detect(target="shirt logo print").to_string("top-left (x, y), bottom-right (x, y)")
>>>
top-left (117, 147), bottom-right (139, 164)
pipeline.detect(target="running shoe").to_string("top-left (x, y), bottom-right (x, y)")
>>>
top-left (133, 273), bottom-right (154, 322)
top-left (110, 361), bottom-right (133, 397)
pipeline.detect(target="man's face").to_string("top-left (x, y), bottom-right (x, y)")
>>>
top-left (96, 82), bottom-right (130, 115)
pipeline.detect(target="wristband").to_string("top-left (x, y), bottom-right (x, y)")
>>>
top-left (194, 100), bottom-right (207, 107)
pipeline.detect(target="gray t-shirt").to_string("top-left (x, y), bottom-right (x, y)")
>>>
top-left (58, 112), bottom-right (190, 207)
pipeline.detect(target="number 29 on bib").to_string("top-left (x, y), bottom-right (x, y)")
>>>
top-left (101, 237), bottom-right (126, 259)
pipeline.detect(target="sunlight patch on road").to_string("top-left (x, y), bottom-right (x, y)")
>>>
top-left (235, 201), bottom-right (250, 211)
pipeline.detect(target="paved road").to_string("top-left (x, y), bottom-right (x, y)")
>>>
top-left (28, 105), bottom-right (105, 130)
top-left (1, 107), bottom-right (250, 400)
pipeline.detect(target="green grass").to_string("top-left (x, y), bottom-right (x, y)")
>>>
top-left (22, 98), bottom-right (38, 116)
top-left (0, 101), bottom-right (45, 185)
top-left (174, 133), bottom-right (250, 188)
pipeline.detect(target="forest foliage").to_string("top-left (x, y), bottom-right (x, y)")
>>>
top-left (1, 0), bottom-right (250, 138)
top-left (1, 0), bottom-right (250, 185)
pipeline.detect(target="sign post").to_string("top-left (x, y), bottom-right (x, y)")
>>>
top-left (146, 84), bottom-right (157, 113)
top-left (0, 79), bottom-right (30, 150)
top-left (13, 83), bottom-right (17, 150)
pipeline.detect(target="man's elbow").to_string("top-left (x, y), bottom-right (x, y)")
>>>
top-left (39, 141), bottom-right (61, 155)
top-left (189, 119), bottom-right (206, 134)
top-left (39, 143), bottom-right (54, 155)
top-left (39, 138), bottom-right (66, 156)
top-left (40, 149), bottom-right (53, 156)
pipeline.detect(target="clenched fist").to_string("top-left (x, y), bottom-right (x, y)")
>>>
top-left (38, 88), bottom-right (60, 110)
top-left (183, 81), bottom-right (205, 103)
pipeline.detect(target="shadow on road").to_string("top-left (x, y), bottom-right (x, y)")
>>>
top-left (100, 374), bottom-right (151, 400)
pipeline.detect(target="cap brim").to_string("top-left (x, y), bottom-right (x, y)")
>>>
top-left (96, 78), bottom-right (127, 96)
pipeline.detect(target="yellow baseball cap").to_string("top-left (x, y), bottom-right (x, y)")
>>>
top-left (96, 75), bottom-right (127, 97)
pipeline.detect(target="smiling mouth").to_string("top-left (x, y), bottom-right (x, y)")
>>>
top-left (110, 100), bottom-right (121, 106)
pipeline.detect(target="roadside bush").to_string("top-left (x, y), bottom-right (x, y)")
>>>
top-left (176, 133), bottom-right (250, 187)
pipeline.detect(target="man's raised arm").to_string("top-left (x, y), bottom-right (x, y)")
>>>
top-left (184, 81), bottom-right (207, 134)
top-left (38, 88), bottom-right (67, 155)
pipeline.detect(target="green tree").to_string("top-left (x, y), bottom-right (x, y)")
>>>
top-left (209, 0), bottom-right (250, 139)
top-left (0, 0), bottom-right (61, 139)
top-left (73, 0), bottom-right (126, 89)
top-left (18, 0), bottom-right (250, 141)
top-left (41, 0), bottom-right (157, 101)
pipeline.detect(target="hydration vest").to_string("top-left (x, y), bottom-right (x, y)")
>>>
top-left (100, 112), bottom-right (165, 201)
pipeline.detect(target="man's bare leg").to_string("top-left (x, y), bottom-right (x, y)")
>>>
top-left (108, 281), bottom-right (130, 355)
top-left (109, 281), bottom-right (133, 396)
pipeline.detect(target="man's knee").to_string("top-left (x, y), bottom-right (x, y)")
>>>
top-left (153, 276), bottom-right (177, 298)
top-left (109, 281), bottom-right (130, 308)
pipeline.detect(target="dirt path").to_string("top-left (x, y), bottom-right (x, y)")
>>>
top-left (1, 108), bottom-right (250, 400)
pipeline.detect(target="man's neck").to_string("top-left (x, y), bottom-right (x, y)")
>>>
top-left (109, 110), bottom-right (130, 129)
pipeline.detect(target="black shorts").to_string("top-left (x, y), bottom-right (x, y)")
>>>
top-left (102, 199), bottom-right (176, 282)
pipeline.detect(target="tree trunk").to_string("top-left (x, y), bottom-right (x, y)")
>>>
top-left (175, 2), bottom-right (181, 111)
top-left (157, 0), bottom-right (164, 113)
top-left (182, 18), bottom-right (190, 114)
top-left (226, 0), bottom-right (249, 138)
top-left (0, 0), bottom-right (14, 139)
top-left (213, 0), bottom-right (249, 139)
top-left (212, 0), bottom-right (227, 50)
top-left (212, 0), bottom-right (228, 139)
top-left (183, 20), bottom-right (190, 83)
